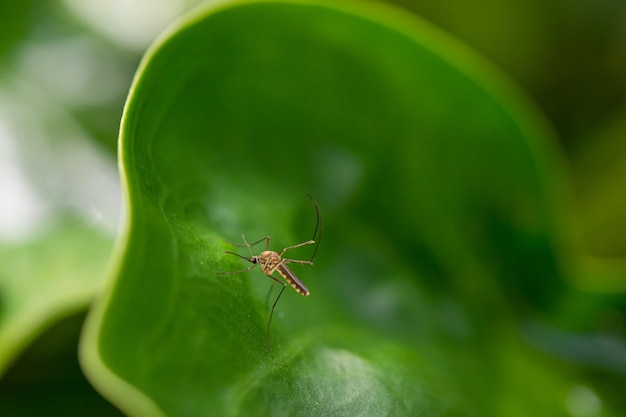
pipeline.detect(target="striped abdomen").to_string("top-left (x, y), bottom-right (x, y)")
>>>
top-left (276, 263), bottom-right (310, 296)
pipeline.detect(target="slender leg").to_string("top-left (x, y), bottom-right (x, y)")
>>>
top-left (262, 273), bottom-right (287, 352)
top-left (241, 235), bottom-right (270, 256)
top-left (281, 258), bottom-right (314, 266)
top-left (224, 236), bottom-right (269, 248)
top-left (230, 235), bottom-right (269, 248)
top-left (266, 282), bottom-right (287, 352)
top-left (224, 235), bottom-right (270, 250)
top-left (305, 192), bottom-right (322, 262)
top-left (278, 239), bottom-right (315, 257)
top-left (216, 260), bottom-right (258, 276)
top-left (264, 281), bottom-right (276, 308)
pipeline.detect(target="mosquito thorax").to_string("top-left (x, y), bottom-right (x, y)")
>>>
top-left (259, 250), bottom-right (278, 260)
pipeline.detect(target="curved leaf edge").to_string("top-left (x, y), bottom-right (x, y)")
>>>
top-left (0, 219), bottom-right (115, 379)
top-left (0, 291), bottom-right (93, 377)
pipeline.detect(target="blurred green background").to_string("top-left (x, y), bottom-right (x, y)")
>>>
top-left (0, 0), bottom-right (625, 416)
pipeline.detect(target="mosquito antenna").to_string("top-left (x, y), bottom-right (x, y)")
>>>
top-left (223, 251), bottom-right (254, 263)
top-left (304, 192), bottom-right (322, 263)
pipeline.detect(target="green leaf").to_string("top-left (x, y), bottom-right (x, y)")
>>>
top-left (0, 220), bottom-right (113, 377)
top-left (81, 1), bottom-right (605, 416)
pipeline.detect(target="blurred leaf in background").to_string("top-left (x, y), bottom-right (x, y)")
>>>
top-left (391, 0), bottom-right (626, 269)
top-left (0, 0), bottom-right (202, 414)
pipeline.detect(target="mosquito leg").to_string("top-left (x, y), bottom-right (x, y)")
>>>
top-left (305, 192), bottom-right (322, 262)
top-left (239, 235), bottom-right (270, 256)
top-left (278, 239), bottom-right (315, 257)
top-left (281, 258), bottom-right (314, 266)
top-left (216, 260), bottom-right (258, 276)
top-left (267, 282), bottom-right (287, 352)
top-left (243, 236), bottom-right (270, 250)
top-left (265, 281), bottom-right (276, 308)
top-left (223, 235), bottom-right (268, 248)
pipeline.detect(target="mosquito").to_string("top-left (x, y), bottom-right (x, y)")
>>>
top-left (220, 193), bottom-right (322, 351)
